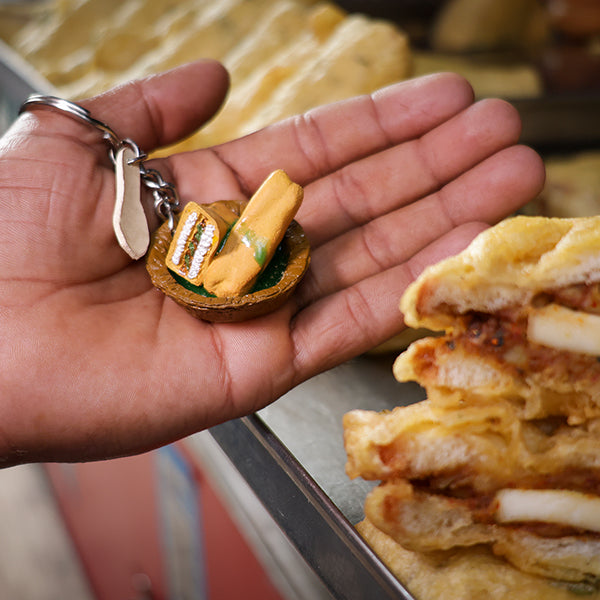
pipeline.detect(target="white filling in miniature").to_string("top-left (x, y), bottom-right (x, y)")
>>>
top-left (188, 223), bottom-right (216, 279)
top-left (171, 211), bottom-right (198, 266)
top-left (528, 303), bottom-right (600, 356)
top-left (495, 488), bottom-right (600, 533)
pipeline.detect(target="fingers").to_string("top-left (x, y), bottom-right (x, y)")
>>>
top-left (291, 223), bottom-right (489, 380)
top-left (213, 72), bottom-right (474, 194)
top-left (81, 59), bottom-right (229, 153)
top-left (299, 97), bottom-right (524, 245)
top-left (436, 144), bottom-right (545, 223)
top-left (297, 144), bottom-right (545, 306)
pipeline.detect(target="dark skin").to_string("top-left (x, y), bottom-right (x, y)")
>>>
top-left (0, 60), bottom-right (545, 466)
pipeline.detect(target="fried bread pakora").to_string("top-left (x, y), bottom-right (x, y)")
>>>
top-left (345, 216), bottom-right (600, 597)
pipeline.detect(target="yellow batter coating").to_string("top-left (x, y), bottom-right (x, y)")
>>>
top-left (392, 215), bottom-right (600, 422)
top-left (203, 169), bottom-right (303, 297)
top-left (357, 519), bottom-right (594, 600)
top-left (399, 215), bottom-right (600, 332)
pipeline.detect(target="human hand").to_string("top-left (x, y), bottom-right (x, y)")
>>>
top-left (0, 60), bottom-right (544, 465)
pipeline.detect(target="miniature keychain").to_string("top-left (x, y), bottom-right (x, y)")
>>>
top-left (19, 94), bottom-right (311, 322)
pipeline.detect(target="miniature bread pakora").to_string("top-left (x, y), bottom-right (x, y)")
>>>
top-left (150, 169), bottom-right (308, 322)
top-left (202, 169), bottom-right (304, 298)
top-left (165, 201), bottom-right (236, 287)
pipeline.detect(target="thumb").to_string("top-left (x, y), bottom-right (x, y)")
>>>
top-left (81, 59), bottom-right (230, 153)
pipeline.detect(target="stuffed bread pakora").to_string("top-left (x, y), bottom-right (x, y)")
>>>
top-left (345, 216), bottom-right (600, 598)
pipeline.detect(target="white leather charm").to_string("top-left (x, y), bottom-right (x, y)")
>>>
top-left (113, 146), bottom-right (149, 259)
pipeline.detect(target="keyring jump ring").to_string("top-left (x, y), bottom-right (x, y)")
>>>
top-left (19, 94), bottom-right (121, 150)
top-left (121, 138), bottom-right (145, 160)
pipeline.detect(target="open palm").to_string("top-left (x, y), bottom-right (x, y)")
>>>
top-left (0, 60), bottom-right (544, 465)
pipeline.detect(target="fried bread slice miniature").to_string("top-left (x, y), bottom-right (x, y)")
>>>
top-left (203, 169), bottom-right (303, 297)
top-left (165, 201), bottom-right (235, 287)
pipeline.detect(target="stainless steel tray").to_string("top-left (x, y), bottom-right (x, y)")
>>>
top-left (210, 356), bottom-right (426, 600)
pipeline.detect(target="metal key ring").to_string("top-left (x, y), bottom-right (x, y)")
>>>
top-left (19, 94), bottom-right (121, 150)
top-left (19, 93), bottom-right (180, 232)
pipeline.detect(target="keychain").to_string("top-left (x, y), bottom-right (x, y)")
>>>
top-left (19, 94), bottom-right (310, 322)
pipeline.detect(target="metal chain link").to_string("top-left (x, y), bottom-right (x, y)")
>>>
top-left (118, 138), bottom-right (180, 232)
top-left (19, 94), bottom-right (180, 231)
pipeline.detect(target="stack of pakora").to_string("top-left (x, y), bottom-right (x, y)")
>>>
top-left (345, 215), bottom-right (600, 599)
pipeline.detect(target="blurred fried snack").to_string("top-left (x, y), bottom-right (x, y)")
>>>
top-left (524, 151), bottom-right (600, 219)
top-left (412, 51), bottom-right (542, 99)
top-left (7, 0), bottom-right (411, 150)
top-left (430, 0), bottom-right (549, 53)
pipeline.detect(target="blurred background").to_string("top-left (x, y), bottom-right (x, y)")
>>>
top-left (0, 1), bottom-right (598, 599)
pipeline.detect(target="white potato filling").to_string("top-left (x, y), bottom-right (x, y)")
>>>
top-left (528, 303), bottom-right (600, 356)
top-left (188, 223), bottom-right (216, 279)
top-left (171, 211), bottom-right (198, 266)
top-left (495, 488), bottom-right (600, 533)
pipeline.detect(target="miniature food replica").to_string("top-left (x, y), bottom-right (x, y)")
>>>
top-left (148, 170), bottom-right (310, 322)
top-left (166, 201), bottom-right (236, 287)
top-left (345, 216), bottom-right (600, 599)
top-left (202, 169), bottom-right (303, 297)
